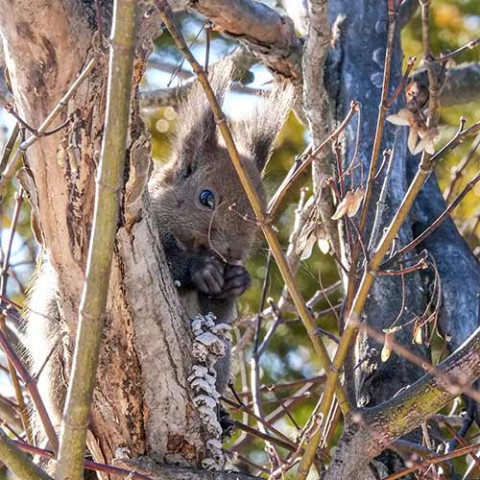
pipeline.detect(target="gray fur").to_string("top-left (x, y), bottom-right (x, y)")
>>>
top-left (21, 261), bottom-right (68, 448)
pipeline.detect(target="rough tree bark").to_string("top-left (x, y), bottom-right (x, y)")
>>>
top-left (0, 1), bottom-right (305, 478)
top-left (327, 0), bottom-right (427, 408)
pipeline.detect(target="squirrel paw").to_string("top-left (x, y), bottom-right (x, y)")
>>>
top-left (215, 265), bottom-right (250, 299)
top-left (191, 257), bottom-right (225, 295)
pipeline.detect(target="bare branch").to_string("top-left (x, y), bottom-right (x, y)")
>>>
top-left (185, 0), bottom-right (303, 80)
top-left (324, 325), bottom-right (480, 480)
top-left (0, 428), bottom-right (53, 480)
top-left (303, 0), bottom-right (341, 259)
top-left (412, 62), bottom-right (480, 106)
top-left (0, 325), bottom-right (58, 453)
top-left (157, 0), bottom-right (351, 419)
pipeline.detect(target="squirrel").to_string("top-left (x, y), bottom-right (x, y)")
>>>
top-left (148, 63), bottom-right (294, 392)
top-left (21, 62), bottom-right (293, 445)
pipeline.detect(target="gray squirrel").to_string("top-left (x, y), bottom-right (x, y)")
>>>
top-left (22, 62), bottom-right (293, 444)
top-left (149, 64), bottom-right (294, 392)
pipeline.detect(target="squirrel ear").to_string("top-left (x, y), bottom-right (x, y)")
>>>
top-left (176, 107), bottom-right (217, 176)
top-left (173, 61), bottom-right (233, 174)
top-left (233, 82), bottom-right (295, 172)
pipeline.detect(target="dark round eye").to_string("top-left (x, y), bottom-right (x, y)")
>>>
top-left (199, 189), bottom-right (215, 209)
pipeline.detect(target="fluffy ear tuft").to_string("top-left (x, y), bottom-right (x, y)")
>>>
top-left (172, 60), bottom-right (234, 174)
top-left (232, 82), bottom-right (296, 172)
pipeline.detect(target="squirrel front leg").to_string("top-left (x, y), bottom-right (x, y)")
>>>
top-left (161, 232), bottom-right (225, 294)
top-left (162, 233), bottom-right (251, 299)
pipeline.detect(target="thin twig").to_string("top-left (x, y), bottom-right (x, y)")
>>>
top-left (383, 443), bottom-right (480, 480)
top-left (0, 123), bottom-right (19, 179)
top-left (0, 328), bottom-right (58, 452)
top-left (13, 440), bottom-right (154, 480)
top-left (431, 119), bottom-right (480, 162)
top-left (341, 0), bottom-right (402, 371)
top-left (358, 0), bottom-right (399, 233)
top-left (233, 420), bottom-right (297, 453)
top-left (444, 132), bottom-right (480, 202)
top-left (383, 167), bottom-right (480, 267)
top-left (0, 428), bottom-right (53, 480)
top-left (442, 415), bottom-right (480, 470)
top-left (301, 48), bottom-right (478, 480)
top-left (4, 56), bottom-right (97, 179)
top-left (385, 56), bottom-right (417, 109)
top-left (0, 188), bottom-right (32, 443)
top-left (358, 321), bottom-right (480, 404)
top-left (236, 374), bottom-right (325, 399)
top-left (421, 0), bottom-right (441, 127)
top-left (268, 103), bottom-right (359, 217)
top-left (432, 37), bottom-right (480, 64)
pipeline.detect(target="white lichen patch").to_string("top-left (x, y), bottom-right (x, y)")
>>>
top-left (189, 312), bottom-right (232, 471)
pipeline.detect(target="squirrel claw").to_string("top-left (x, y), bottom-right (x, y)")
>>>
top-left (191, 257), bottom-right (225, 295)
top-left (215, 264), bottom-right (250, 299)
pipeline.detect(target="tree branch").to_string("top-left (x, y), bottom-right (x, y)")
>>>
top-left (412, 62), bottom-right (480, 106)
top-left (0, 428), bottom-right (52, 480)
top-left (302, 0), bottom-right (341, 259)
top-left (158, 0), bottom-right (350, 417)
top-left (115, 456), bottom-right (262, 479)
top-left (324, 325), bottom-right (480, 479)
top-left (185, 0), bottom-right (303, 80)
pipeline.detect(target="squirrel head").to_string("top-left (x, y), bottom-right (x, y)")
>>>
top-left (150, 61), bottom-right (294, 264)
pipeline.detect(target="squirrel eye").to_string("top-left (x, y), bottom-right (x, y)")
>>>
top-left (199, 189), bottom-right (215, 209)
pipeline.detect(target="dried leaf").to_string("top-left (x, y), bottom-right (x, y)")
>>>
top-left (387, 107), bottom-right (434, 155)
top-left (386, 108), bottom-right (415, 126)
top-left (346, 188), bottom-right (364, 217)
top-left (300, 233), bottom-right (316, 260)
top-left (332, 189), bottom-right (364, 220)
top-left (317, 238), bottom-right (330, 254)
top-left (332, 194), bottom-right (350, 220)
top-left (413, 127), bottom-right (438, 155)
top-left (414, 138), bottom-right (435, 155)
top-left (407, 127), bottom-right (419, 153)
top-left (381, 331), bottom-right (395, 363)
top-left (413, 323), bottom-right (423, 345)
top-left (296, 222), bottom-right (316, 257)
